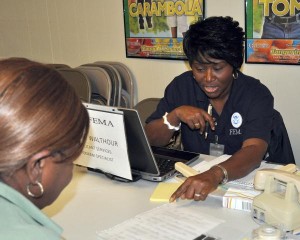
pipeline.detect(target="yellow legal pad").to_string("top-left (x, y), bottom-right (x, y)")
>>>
top-left (150, 182), bottom-right (181, 202)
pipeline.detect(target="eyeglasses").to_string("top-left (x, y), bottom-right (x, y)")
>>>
top-left (86, 167), bottom-right (141, 183)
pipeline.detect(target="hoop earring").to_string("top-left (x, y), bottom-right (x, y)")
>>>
top-left (26, 181), bottom-right (44, 198)
top-left (232, 71), bottom-right (239, 79)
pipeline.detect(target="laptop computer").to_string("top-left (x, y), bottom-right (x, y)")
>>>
top-left (81, 103), bottom-right (200, 182)
top-left (120, 107), bottom-right (199, 181)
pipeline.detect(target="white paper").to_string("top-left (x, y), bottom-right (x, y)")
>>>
top-left (227, 161), bottom-right (280, 190)
top-left (192, 154), bottom-right (231, 173)
top-left (96, 203), bottom-right (224, 240)
top-left (192, 155), bottom-right (280, 189)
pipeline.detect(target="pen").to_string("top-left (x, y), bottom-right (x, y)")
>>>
top-left (205, 104), bottom-right (212, 139)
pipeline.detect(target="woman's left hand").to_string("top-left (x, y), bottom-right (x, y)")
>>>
top-left (169, 169), bottom-right (221, 202)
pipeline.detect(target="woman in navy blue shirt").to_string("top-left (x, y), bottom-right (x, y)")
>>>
top-left (145, 16), bottom-right (274, 201)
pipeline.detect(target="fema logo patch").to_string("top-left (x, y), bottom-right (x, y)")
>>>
top-left (231, 112), bottom-right (242, 128)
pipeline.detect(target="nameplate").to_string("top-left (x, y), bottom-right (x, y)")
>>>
top-left (75, 107), bottom-right (132, 180)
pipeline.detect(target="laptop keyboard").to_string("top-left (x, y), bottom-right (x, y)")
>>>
top-left (155, 156), bottom-right (176, 175)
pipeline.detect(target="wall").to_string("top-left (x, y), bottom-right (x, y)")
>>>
top-left (0, 0), bottom-right (299, 165)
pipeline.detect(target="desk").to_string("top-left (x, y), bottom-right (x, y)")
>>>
top-left (43, 155), bottom-right (259, 240)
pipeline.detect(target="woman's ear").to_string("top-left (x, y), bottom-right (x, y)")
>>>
top-left (26, 150), bottom-right (52, 183)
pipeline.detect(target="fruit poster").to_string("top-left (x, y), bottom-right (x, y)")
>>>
top-left (123, 0), bottom-right (205, 60)
top-left (246, 0), bottom-right (300, 65)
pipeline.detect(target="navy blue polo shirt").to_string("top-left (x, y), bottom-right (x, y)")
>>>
top-left (146, 71), bottom-right (274, 155)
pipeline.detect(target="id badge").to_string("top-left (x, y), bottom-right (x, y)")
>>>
top-left (209, 143), bottom-right (224, 157)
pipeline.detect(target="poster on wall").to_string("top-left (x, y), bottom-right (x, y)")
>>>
top-left (123, 0), bottom-right (205, 60)
top-left (245, 0), bottom-right (300, 65)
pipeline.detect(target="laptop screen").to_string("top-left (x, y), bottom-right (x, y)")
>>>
top-left (120, 107), bottom-right (160, 175)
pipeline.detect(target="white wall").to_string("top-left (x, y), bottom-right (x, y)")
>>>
top-left (0, 0), bottom-right (299, 165)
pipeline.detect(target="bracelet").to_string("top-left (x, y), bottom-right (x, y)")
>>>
top-left (213, 164), bottom-right (228, 185)
top-left (163, 112), bottom-right (181, 131)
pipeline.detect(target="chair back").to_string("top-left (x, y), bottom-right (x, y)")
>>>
top-left (58, 68), bottom-right (91, 103)
top-left (135, 98), bottom-right (183, 150)
top-left (134, 98), bottom-right (160, 126)
top-left (76, 66), bottom-right (113, 106)
top-left (82, 63), bottom-right (122, 107)
top-left (94, 61), bottom-right (135, 108)
top-left (265, 109), bottom-right (295, 164)
top-left (47, 63), bottom-right (71, 69)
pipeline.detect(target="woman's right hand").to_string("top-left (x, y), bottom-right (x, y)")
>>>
top-left (173, 105), bottom-right (215, 133)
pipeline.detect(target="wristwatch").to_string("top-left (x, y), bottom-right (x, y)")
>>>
top-left (163, 112), bottom-right (181, 131)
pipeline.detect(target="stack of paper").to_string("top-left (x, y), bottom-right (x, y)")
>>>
top-left (222, 187), bottom-right (261, 212)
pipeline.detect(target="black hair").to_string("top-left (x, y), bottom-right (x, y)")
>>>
top-left (183, 16), bottom-right (245, 70)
